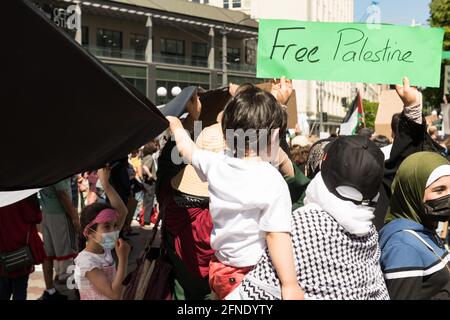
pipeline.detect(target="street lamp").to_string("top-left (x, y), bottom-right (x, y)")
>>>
top-left (171, 86), bottom-right (182, 96)
top-left (156, 87), bottom-right (167, 97)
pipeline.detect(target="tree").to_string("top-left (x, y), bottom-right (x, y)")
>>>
top-left (430, 0), bottom-right (450, 50)
top-left (363, 99), bottom-right (378, 130)
top-left (423, 0), bottom-right (450, 111)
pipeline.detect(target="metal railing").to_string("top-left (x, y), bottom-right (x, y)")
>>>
top-left (84, 46), bottom-right (256, 73)
top-left (215, 60), bottom-right (256, 73)
top-left (152, 54), bottom-right (208, 68)
top-left (84, 46), bottom-right (146, 61)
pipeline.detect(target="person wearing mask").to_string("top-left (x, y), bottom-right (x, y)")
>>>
top-left (239, 136), bottom-right (389, 300)
top-left (374, 77), bottom-right (445, 231)
top-left (379, 152), bottom-right (450, 299)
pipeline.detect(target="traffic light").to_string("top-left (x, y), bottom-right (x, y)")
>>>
top-left (322, 112), bottom-right (328, 123)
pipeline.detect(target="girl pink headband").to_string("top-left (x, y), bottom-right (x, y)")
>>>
top-left (83, 208), bottom-right (119, 237)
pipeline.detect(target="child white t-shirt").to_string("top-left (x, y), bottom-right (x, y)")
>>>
top-left (74, 249), bottom-right (116, 300)
top-left (191, 149), bottom-right (292, 268)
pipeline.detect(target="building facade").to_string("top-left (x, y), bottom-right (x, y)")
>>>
top-left (201, 0), bottom-right (383, 134)
top-left (189, 0), bottom-right (252, 15)
top-left (37, 0), bottom-right (258, 105)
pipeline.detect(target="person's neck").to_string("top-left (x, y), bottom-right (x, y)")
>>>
top-left (85, 240), bottom-right (105, 254)
top-left (243, 155), bottom-right (262, 162)
top-left (242, 149), bottom-right (262, 162)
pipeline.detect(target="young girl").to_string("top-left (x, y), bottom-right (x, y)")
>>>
top-left (74, 167), bottom-right (130, 300)
top-left (167, 84), bottom-right (304, 300)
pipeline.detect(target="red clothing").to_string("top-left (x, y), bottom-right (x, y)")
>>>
top-left (209, 256), bottom-right (253, 300)
top-left (0, 197), bottom-right (46, 278)
top-left (162, 183), bottom-right (214, 279)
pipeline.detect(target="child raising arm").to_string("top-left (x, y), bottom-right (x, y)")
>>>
top-left (167, 112), bottom-right (303, 300)
top-left (74, 167), bottom-right (130, 300)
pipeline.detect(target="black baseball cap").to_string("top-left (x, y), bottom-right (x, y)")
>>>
top-left (321, 135), bottom-right (384, 205)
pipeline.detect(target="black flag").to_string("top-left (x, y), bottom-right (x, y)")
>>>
top-left (0, 0), bottom-right (168, 191)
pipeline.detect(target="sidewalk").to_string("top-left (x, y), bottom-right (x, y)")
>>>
top-left (27, 221), bottom-right (159, 300)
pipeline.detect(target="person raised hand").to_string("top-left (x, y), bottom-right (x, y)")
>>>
top-left (97, 167), bottom-right (111, 189)
top-left (115, 238), bottom-right (131, 262)
top-left (166, 116), bottom-right (184, 135)
top-left (271, 77), bottom-right (293, 105)
top-left (395, 76), bottom-right (422, 108)
top-left (166, 116), bottom-right (197, 164)
top-left (229, 83), bottom-right (240, 97)
top-left (185, 91), bottom-right (202, 120)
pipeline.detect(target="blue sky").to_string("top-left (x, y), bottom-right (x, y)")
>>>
top-left (354, 0), bottom-right (432, 26)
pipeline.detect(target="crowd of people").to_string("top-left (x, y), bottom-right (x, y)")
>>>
top-left (1, 77), bottom-right (449, 300)
top-left (0, 139), bottom-right (161, 300)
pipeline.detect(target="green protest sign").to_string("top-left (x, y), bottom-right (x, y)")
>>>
top-left (257, 20), bottom-right (444, 87)
top-left (444, 51), bottom-right (450, 60)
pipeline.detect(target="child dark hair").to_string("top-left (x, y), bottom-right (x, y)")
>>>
top-left (221, 84), bottom-right (285, 157)
top-left (79, 202), bottom-right (114, 249)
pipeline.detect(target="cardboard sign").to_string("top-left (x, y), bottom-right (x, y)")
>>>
top-left (257, 19), bottom-right (444, 87)
top-left (374, 90), bottom-right (403, 139)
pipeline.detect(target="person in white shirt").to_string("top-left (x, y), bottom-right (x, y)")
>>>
top-left (166, 84), bottom-right (303, 300)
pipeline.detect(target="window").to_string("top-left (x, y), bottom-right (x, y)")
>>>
top-left (124, 77), bottom-right (147, 96)
top-left (192, 42), bottom-right (207, 58)
top-left (81, 26), bottom-right (89, 46)
top-left (227, 47), bottom-right (240, 62)
top-left (223, 0), bottom-right (229, 9)
top-left (107, 63), bottom-right (147, 96)
top-left (232, 0), bottom-right (241, 8)
top-left (96, 28), bottom-right (122, 58)
top-left (192, 0), bottom-right (200, 2)
top-left (217, 47), bottom-right (241, 65)
top-left (192, 42), bottom-right (208, 67)
top-left (160, 38), bottom-right (184, 56)
top-left (130, 33), bottom-right (147, 60)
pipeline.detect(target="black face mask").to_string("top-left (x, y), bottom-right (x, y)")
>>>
top-left (424, 194), bottom-right (450, 222)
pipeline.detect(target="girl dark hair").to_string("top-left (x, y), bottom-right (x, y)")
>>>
top-left (221, 84), bottom-right (285, 157)
top-left (78, 202), bottom-right (114, 250)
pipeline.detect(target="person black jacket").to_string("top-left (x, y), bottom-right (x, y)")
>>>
top-left (373, 112), bottom-right (445, 230)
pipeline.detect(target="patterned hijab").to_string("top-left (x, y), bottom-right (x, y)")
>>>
top-left (386, 152), bottom-right (450, 224)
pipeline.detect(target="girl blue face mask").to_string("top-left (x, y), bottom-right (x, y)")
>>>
top-left (91, 229), bottom-right (120, 250)
top-left (100, 230), bottom-right (120, 250)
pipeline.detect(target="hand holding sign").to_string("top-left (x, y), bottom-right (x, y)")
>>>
top-left (395, 77), bottom-right (422, 107)
top-left (271, 77), bottom-right (293, 105)
top-left (229, 83), bottom-right (239, 97)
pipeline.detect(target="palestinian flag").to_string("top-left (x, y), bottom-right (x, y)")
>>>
top-left (0, 0), bottom-right (168, 206)
top-left (340, 91), bottom-right (365, 135)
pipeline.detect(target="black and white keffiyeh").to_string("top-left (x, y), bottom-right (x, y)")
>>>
top-left (239, 205), bottom-right (389, 300)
